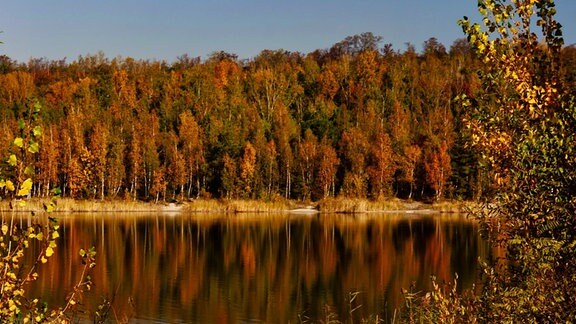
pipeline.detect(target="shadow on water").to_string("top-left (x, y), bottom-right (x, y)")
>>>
top-left (23, 212), bottom-right (491, 323)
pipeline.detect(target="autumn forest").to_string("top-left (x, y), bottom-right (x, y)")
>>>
top-left (1, 33), bottom-right (575, 202)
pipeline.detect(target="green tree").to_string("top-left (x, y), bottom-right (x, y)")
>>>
top-left (221, 153), bottom-right (237, 199)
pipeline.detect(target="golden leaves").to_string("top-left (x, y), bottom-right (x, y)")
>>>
top-left (17, 178), bottom-right (33, 197)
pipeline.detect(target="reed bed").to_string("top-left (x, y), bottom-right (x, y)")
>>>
top-left (318, 197), bottom-right (406, 213)
top-left (0, 197), bottom-right (474, 215)
top-left (184, 199), bottom-right (294, 213)
top-left (0, 198), bottom-right (163, 213)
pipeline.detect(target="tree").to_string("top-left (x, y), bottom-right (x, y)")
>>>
top-left (423, 141), bottom-right (451, 200)
top-left (296, 129), bottom-right (318, 200)
top-left (367, 126), bottom-right (394, 199)
top-left (89, 121), bottom-right (108, 200)
top-left (239, 141), bottom-right (257, 198)
top-left (127, 125), bottom-right (143, 200)
top-left (272, 104), bottom-right (298, 199)
top-left (340, 127), bottom-right (369, 197)
top-left (315, 138), bottom-right (339, 199)
top-left (106, 131), bottom-right (126, 198)
top-left (329, 32), bottom-right (383, 57)
top-left (149, 167), bottom-right (166, 203)
top-left (60, 113), bottom-right (91, 198)
top-left (165, 131), bottom-right (187, 200)
top-left (401, 145), bottom-right (422, 199)
top-left (221, 153), bottom-right (237, 199)
top-left (178, 110), bottom-right (204, 198)
top-left (423, 37), bottom-right (447, 57)
top-left (248, 51), bottom-right (303, 126)
top-left (37, 124), bottom-right (60, 197)
top-left (140, 111), bottom-right (161, 199)
top-left (262, 140), bottom-right (279, 199)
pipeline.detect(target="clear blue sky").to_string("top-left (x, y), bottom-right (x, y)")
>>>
top-left (1, 0), bottom-right (575, 63)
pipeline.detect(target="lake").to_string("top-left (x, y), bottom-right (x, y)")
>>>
top-left (23, 212), bottom-right (490, 323)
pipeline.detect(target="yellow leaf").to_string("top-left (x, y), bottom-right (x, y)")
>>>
top-left (13, 137), bottom-right (23, 148)
top-left (45, 246), bottom-right (54, 257)
top-left (1, 224), bottom-right (8, 235)
top-left (45, 203), bottom-right (55, 213)
top-left (17, 178), bottom-right (33, 197)
top-left (8, 154), bottom-right (17, 166)
top-left (5, 180), bottom-right (15, 192)
top-left (40, 256), bottom-right (47, 263)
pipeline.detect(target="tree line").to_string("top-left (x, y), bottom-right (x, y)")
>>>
top-left (1, 34), bottom-right (574, 202)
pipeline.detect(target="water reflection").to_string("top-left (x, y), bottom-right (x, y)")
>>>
top-left (25, 213), bottom-right (489, 323)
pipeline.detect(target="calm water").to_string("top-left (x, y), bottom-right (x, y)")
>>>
top-left (23, 212), bottom-right (489, 323)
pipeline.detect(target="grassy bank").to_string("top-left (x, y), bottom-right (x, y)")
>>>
top-left (317, 197), bottom-right (474, 214)
top-left (0, 198), bottom-right (162, 213)
top-left (0, 197), bottom-right (474, 214)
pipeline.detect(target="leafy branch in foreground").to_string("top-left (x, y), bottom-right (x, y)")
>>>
top-left (0, 100), bottom-right (97, 322)
top-left (400, 1), bottom-right (576, 322)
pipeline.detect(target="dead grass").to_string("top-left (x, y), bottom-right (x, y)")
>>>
top-left (184, 199), bottom-right (293, 213)
top-left (317, 197), bottom-right (474, 214)
top-left (318, 197), bottom-right (406, 213)
top-left (0, 198), bottom-right (162, 213)
top-left (0, 197), bottom-right (476, 214)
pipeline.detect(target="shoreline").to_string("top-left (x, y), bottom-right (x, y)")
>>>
top-left (0, 197), bottom-right (475, 215)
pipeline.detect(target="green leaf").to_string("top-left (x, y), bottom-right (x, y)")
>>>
top-left (13, 137), bottom-right (24, 148)
top-left (18, 119), bottom-right (25, 130)
top-left (51, 187), bottom-right (62, 196)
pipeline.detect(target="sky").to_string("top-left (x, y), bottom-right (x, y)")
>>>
top-left (1, 0), bottom-right (575, 63)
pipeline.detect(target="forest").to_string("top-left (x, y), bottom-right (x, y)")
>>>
top-left (1, 33), bottom-right (575, 202)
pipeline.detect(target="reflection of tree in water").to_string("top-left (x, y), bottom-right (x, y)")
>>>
top-left (392, 218), bottom-right (436, 254)
top-left (27, 214), bottom-right (486, 323)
